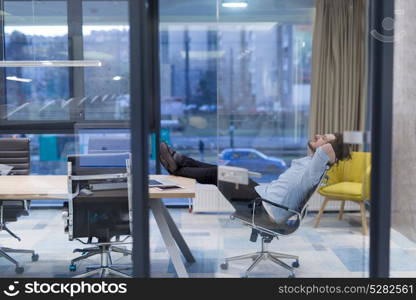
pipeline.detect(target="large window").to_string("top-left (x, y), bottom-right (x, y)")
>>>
top-left (3, 0), bottom-right (70, 121)
top-left (83, 0), bottom-right (130, 120)
top-left (159, 24), bottom-right (218, 164)
top-left (159, 0), bottom-right (313, 181)
top-left (159, 1), bottom-right (313, 174)
top-left (0, 0), bottom-right (131, 178)
top-left (0, 0), bottom-right (130, 125)
top-left (217, 22), bottom-right (313, 182)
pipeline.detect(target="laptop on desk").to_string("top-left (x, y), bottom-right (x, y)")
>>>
top-left (148, 177), bottom-right (182, 190)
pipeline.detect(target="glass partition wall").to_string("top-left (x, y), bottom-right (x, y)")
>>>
top-left (0, 0), bottom-right (135, 277)
top-left (216, 0), bottom-right (370, 278)
top-left (0, 0), bottom-right (375, 279)
top-left (157, 0), bottom-right (370, 278)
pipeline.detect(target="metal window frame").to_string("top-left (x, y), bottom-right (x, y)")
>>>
top-left (0, 0), bottom-right (6, 121)
top-left (129, 0), bottom-right (150, 278)
top-left (67, 0), bottom-right (85, 122)
top-left (149, 0), bottom-right (161, 174)
top-left (368, 0), bottom-right (394, 278)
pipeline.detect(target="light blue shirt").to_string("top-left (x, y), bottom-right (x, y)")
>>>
top-left (254, 147), bottom-right (330, 223)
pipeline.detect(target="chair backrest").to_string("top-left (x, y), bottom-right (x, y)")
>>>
top-left (227, 168), bottom-right (328, 236)
top-left (327, 151), bottom-right (371, 183)
top-left (323, 151), bottom-right (371, 199)
top-left (67, 154), bottom-right (130, 242)
top-left (0, 138), bottom-right (30, 175)
top-left (286, 169), bottom-right (329, 226)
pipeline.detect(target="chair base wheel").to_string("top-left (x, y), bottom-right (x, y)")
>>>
top-left (15, 266), bottom-right (24, 274)
top-left (292, 260), bottom-right (299, 268)
top-left (220, 263), bottom-right (228, 270)
top-left (32, 254), bottom-right (39, 262)
top-left (288, 273), bottom-right (295, 278)
top-left (69, 264), bottom-right (77, 272)
top-left (241, 274), bottom-right (248, 278)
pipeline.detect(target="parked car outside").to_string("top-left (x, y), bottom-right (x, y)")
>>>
top-left (219, 148), bottom-right (287, 177)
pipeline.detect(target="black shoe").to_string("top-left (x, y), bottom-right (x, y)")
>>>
top-left (159, 142), bottom-right (178, 173)
top-left (173, 152), bottom-right (184, 166)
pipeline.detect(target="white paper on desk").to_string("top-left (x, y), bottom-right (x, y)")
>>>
top-left (0, 164), bottom-right (13, 175)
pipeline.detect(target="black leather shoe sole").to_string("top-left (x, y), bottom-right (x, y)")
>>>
top-left (160, 142), bottom-right (178, 173)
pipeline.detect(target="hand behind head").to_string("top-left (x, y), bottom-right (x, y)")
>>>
top-left (321, 143), bottom-right (336, 164)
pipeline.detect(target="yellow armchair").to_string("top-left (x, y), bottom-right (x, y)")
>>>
top-left (314, 152), bottom-right (371, 235)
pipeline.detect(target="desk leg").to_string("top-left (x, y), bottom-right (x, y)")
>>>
top-left (150, 199), bottom-right (189, 278)
top-left (158, 199), bottom-right (195, 263)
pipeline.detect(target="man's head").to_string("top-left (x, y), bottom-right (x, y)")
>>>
top-left (308, 132), bottom-right (351, 162)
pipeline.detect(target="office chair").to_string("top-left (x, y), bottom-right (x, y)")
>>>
top-left (219, 166), bottom-right (327, 278)
top-left (0, 138), bottom-right (39, 274)
top-left (65, 154), bottom-right (132, 278)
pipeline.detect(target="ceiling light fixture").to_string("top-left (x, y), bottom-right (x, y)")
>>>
top-left (6, 76), bottom-right (32, 83)
top-left (0, 60), bottom-right (102, 68)
top-left (222, 1), bottom-right (248, 8)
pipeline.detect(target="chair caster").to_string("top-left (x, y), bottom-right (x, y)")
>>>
top-left (288, 273), bottom-right (296, 278)
top-left (220, 263), bottom-right (228, 270)
top-left (31, 254), bottom-right (39, 262)
top-left (69, 264), bottom-right (76, 272)
top-left (15, 266), bottom-right (24, 274)
top-left (241, 274), bottom-right (249, 278)
top-left (292, 260), bottom-right (299, 268)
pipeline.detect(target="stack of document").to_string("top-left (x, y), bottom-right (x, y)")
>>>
top-left (0, 164), bottom-right (13, 175)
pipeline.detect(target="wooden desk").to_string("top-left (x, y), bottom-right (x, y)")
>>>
top-left (0, 174), bottom-right (196, 278)
top-left (0, 175), bottom-right (195, 200)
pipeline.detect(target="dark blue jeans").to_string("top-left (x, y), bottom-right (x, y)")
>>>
top-left (173, 155), bottom-right (260, 201)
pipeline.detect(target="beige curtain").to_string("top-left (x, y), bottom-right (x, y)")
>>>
top-left (309, 0), bottom-right (367, 137)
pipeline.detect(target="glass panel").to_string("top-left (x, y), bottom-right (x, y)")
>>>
top-left (3, 0), bottom-right (69, 120)
top-left (156, 0), bottom-right (221, 277)
top-left (82, 0), bottom-right (130, 120)
top-left (216, 0), bottom-right (368, 278)
top-left (0, 0), bottom-right (133, 278)
top-left (159, 15), bottom-right (218, 205)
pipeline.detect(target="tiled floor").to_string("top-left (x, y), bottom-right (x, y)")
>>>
top-left (0, 208), bottom-right (415, 278)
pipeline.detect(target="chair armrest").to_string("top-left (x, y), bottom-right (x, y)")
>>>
top-left (255, 198), bottom-right (300, 217)
top-left (260, 198), bottom-right (290, 211)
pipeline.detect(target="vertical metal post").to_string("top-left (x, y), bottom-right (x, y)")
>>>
top-left (369, 0), bottom-right (394, 278)
top-left (184, 28), bottom-right (190, 106)
top-left (149, 0), bottom-right (161, 174)
top-left (67, 0), bottom-right (85, 121)
top-left (0, 0), bottom-right (7, 121)
top-left (129, 0), bottom-right (150, 278)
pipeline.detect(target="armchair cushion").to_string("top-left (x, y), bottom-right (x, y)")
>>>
top-left (319, 182), bottom-right (363, 201)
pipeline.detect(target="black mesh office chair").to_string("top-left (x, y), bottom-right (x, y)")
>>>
top-left (0, 138), bottom-right (39, 274)
top-left (219, 168), bottom-right (328, 278)
top-left (66, 154), bottom-right (131, 278)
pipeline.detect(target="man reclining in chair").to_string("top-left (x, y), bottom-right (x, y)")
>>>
top-left (159, 133), bottom-right (351, 223)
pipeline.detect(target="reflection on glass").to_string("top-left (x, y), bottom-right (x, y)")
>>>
top-left (160, 24), bottom-right (218, 165)
top-left (3, 0), bottom-right (69, 120)
top-left (83, 1), bottom-right (130, 121)
top-left (215, 1), bottom-right (369, 278)
top-left (217, 22), bottom-right (312, 182)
